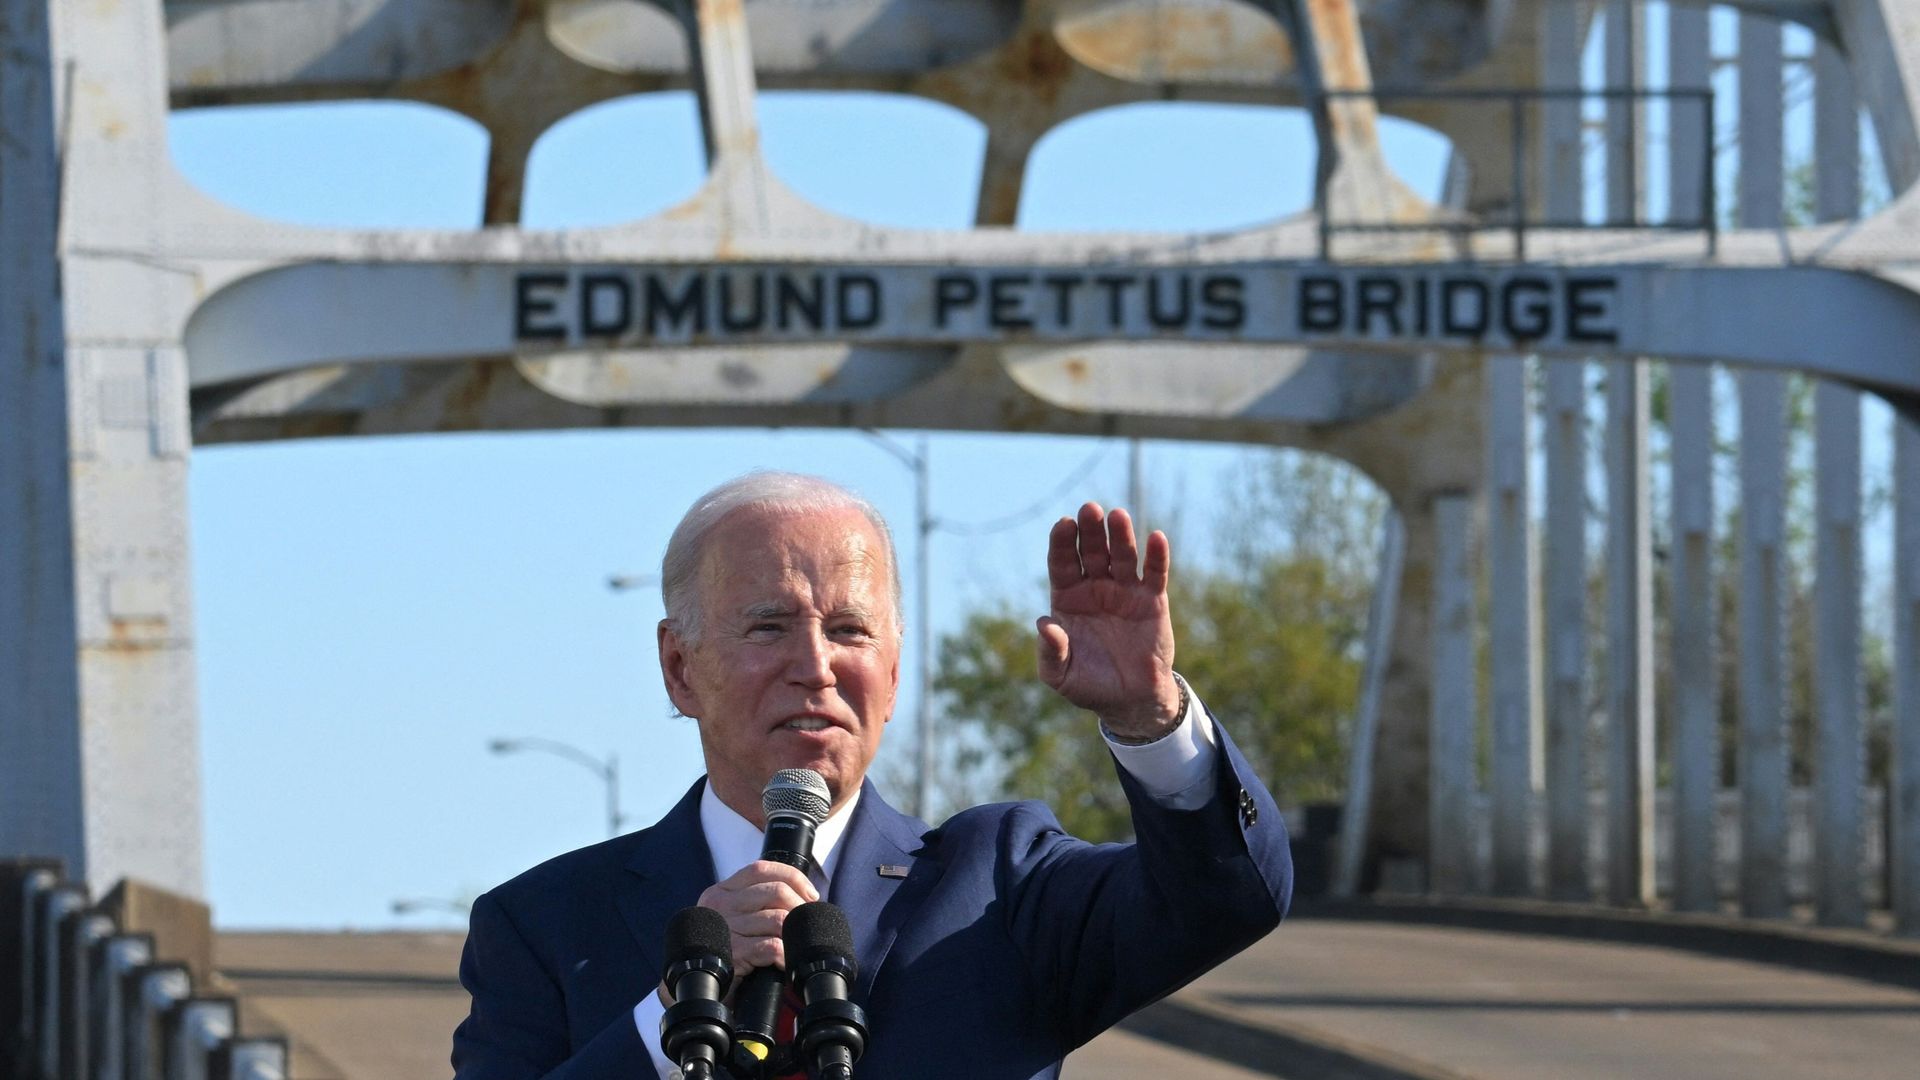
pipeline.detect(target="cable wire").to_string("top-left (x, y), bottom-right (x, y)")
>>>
top-left (932, 443), bottom-right (1116, 536)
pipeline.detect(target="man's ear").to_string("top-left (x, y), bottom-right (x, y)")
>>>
top-left (658, 620), bottom-right (704, 718)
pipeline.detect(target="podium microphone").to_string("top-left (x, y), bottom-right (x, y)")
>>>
top-left (659, 906), bottom-right (735, 1080)
top-left (733, 769), bottom-right (833, 1064)
top-left (783, 902), bottom-right (869, 1080)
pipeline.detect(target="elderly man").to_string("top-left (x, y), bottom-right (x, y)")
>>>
top-left (453, 472), bottom-right (1291, 1080)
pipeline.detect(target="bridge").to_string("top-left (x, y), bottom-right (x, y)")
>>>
top-left (6, 0), bottom-right (1920, 1077)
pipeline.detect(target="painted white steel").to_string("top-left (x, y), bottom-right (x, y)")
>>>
top-left (1668, 363), bottom-right (1720, 912)
top-left (1605, 360), bottom-right (1655, 906)
top-left (1813, 383), bottom-right (1865, 927)
top-left (1738, 370), bottom-right (1792, 919)
top-left (1896, 416), bottom-right (1920, 935)
top-left (1430, 493), bottom-right (1478, 896)
top-left (1544, 362), bottom-right (1591, 901)
top-left (1333, 511), bottom-right (1405, 899)
top-left (1488, 356), bottom-right (1540, 896)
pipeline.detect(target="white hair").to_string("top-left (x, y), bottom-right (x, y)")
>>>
top-left (660, 472), bottom-right (903, 643)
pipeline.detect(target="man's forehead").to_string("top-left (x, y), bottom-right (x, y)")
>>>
top-left (700, 504), bottom-right (889, 579)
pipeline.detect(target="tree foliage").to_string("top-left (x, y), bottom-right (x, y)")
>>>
top-left (931, 451), bottom-right (1385, 841)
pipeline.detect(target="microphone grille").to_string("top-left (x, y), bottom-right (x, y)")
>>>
top-left (664, 906), bottom-right (732, 968)
top-left (782, 901), bottom-right (857, 970)
top-left (762, 768), bottom-right (831, 824)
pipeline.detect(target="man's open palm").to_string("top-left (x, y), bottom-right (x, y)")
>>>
top-left (1037, 503), bottom-right (1182, 739)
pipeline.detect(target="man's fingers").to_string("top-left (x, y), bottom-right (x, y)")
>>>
top-left (1076, 502), bottom-right (1111, 578)
top-left (1047, 516), bottom-right (1082, 590)
top-left (1035, 616), bottom-right (1070, 686)
top-left (1142, 530), bottom-right (1171, 593)
top-left (735, 936), bottom-right (784, 974)
top-left (1107, 508), bottom-right (1141, 583)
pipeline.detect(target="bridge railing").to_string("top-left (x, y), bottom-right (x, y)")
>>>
top-left (3, 861), bottom-right (286, 1080)
top-left (1314, 87), bottom-right (1719, 260)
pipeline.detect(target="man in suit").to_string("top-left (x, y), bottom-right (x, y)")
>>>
top-left (453, 472), bottom-right (1292, 1079)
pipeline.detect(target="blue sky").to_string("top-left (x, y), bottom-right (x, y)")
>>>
top-left (173, 26), bottom-right (1899, 929)
top-left (177, 91), bottom-right (1445, 929)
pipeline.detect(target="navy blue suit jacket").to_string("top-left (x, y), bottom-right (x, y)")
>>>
top-left (452, 725), bottom-right (1291, 1079)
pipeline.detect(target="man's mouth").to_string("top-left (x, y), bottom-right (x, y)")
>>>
top-left (782, 717), bottom-right (833, 732)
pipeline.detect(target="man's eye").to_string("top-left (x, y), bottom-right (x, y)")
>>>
top-left (832, 624), bottom-right (872, 639)
top-left (748, 622), bottom-right (782, 634)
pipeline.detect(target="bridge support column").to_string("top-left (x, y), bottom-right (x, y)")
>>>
top-left (1605, 360), bottom-right (1655, 907)
top-left (1669, 364), bottom-right (1720, 912)
top-left (1896, 416), bottom-right (1920, 936)
top-left (1737, 10), bottom-right (1790, 920)
top-left (1487, 358), bottom-right (1540, 897)
top-left (1544, 362), bottom-right (1591, 901)
top-left (1430, 492), bottom-right (1478, 896)
top-left (1813, 384), bottom-right (1865, 927)
top-left (0, 0), bottom-right (205, 897)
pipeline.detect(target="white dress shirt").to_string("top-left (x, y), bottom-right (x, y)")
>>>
top-left (636, 683), bottom-right (1221, 1078)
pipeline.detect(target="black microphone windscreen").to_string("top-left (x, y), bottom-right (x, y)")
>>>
top-left (783, 901), bottom-right (856, 969)
top-left (665, 906), bottom-right (732, 968)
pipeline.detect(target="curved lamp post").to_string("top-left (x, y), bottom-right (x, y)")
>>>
top-left (489, 736), bottom-right (625, 837)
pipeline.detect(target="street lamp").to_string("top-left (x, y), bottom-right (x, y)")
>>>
top-left (862, 431), bottom-right (935, 820)
top-left (489, 736), bottom-right (625, 837)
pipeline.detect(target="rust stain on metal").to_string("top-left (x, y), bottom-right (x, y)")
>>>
top-left (993, 26), bottom-right (1076, 106)
top-left (1063, 357), bottom-right (1089, 381)
top-left (1054, 2), bottom-right (1296, 82)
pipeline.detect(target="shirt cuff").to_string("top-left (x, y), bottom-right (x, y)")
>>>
top-left (634, 991), bottom-right (679, 1079)
top-left (1102, 674), bottom-right (1220, 810)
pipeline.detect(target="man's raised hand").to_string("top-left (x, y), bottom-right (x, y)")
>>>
top-left (1037, 503), bottom-right (1182, 742)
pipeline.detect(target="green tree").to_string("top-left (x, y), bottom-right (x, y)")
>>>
top-left (931, 451), bottom-right (1384, 841)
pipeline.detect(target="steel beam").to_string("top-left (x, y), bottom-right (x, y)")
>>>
top-left (1668, 363), bottom-right (1719, 912)
top-left (1605, 360), bottom-right (1655, 906)
top-left (1430, 492), bottom-right (1478, 896)
top-left (1737, 9), bottom-right (1789, 921)
top-left (1487, 356), bottom-right (1540, 897)
top-left (1738, 371), bottom-right (1791, 919)
top-left (0, 0), bottom-right (86, 880)
top-left (1897, 414), bottom-right (1920, 935)
top-left (1813, 382), bottom-right (1865, 927)
top-left (1813, 40), bottom-right (1867, 929)
top-left (1544, 362), bottom-right (1590, 901)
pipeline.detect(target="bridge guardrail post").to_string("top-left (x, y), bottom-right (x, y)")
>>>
top-left (89, 933), bottom-right (152, 1080)
top-left (164, 997), bottom-right (235, 1080)
top-left (60, 909), bottom-right (115, 1080)
top-left (209, 1038), bottom-right (286, 1080)
top-left (7, 864), bottom-right (61, 1078)
top-left (36, 884), bottom-right (87, 1080)
top-left (120, 964), bottom-right (189, 1080)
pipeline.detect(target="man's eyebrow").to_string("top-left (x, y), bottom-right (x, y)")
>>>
top-left (740, 601), bottom-right (796, 620)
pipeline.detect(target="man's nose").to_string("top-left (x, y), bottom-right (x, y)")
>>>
top-left (786, 625), bottom-right (835, 686)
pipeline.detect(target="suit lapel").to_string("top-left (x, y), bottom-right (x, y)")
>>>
top-left (829, 780), bottom-right (938, 1004)
top-left (617, 777), bottom-right (718, 983)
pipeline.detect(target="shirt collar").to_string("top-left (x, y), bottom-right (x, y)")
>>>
top-left (699, 779), bottom-right (861, 886)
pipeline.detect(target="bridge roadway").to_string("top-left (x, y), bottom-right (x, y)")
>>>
top-left (209, 899), bottom-right (1920, 1079)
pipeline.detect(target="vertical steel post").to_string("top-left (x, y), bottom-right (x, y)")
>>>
top-left (1334, 512), bottom-right (1406, 898)
top-left (1668, 3), bottom-right (1710, 225)
top-left (1545, 363), bottom-right (1590, 900)
top-left (1812, 42), bottom-right (1866, 928)
top-left (914, 439), bottom-right (933, 821)
top-left (1604, 0), bottom-right (1642, 225)
top-left (1430, 493), bottom-right (1478, 895)
top-left (1737, 10), bottom-right (1790, 920)
top-left (1488, 358), bottom-right (1540, 896)
top-left (1896, 416), bottom-right (1920, 936)
top-left (1739, 372), bottom-right (1791, 919)
top-left (1813, 383), bottom-right (1864, 926)
top-left (1669, 365), bottom-right (1719, 912)
top-left (0, 0), bottom-right (86, 886)
top-left (1665, 0), bottom-right (1719, 916)
top-left (1605, 361), bottom-right (1655, 906)
top-left (1542, 0), bottom-right (1583, 226)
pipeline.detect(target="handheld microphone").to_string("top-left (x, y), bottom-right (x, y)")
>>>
top-left (659, 906), bottom-right (735, 1080)
top-left (783, 902), bottom-right (868, 1080)
top-left (733, 769), bottom-right (833, 1064)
